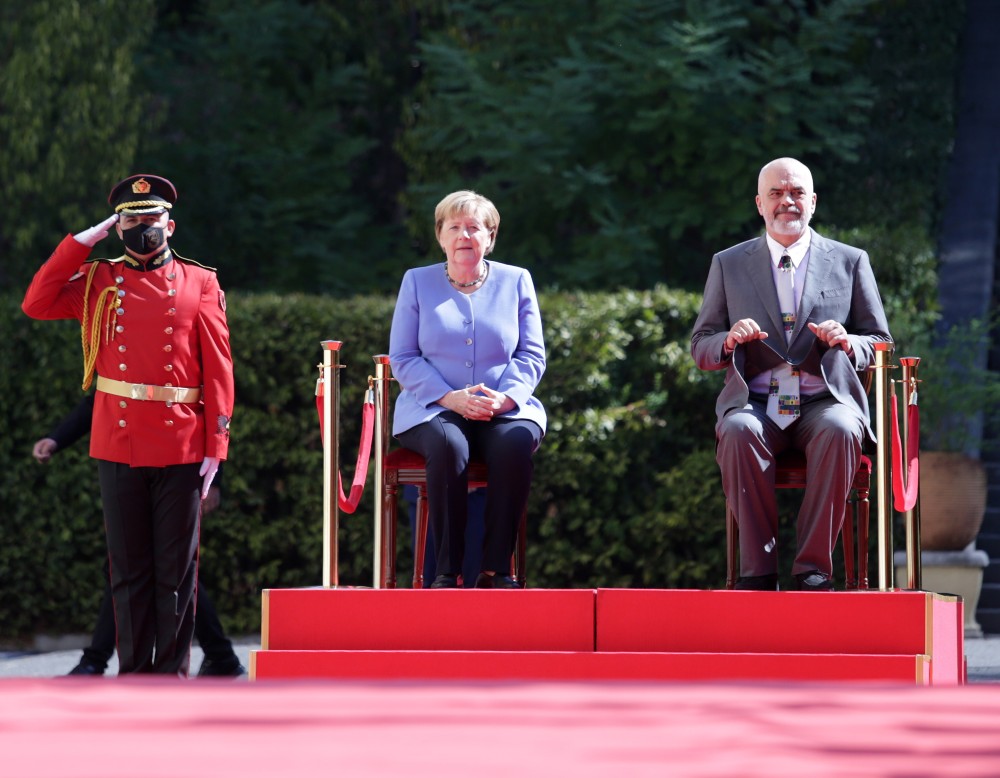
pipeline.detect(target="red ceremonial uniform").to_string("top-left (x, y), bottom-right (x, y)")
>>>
top-left (24, 173), bottom-right (231, 676)
top-left (22, 235), bottom-right (234, 466)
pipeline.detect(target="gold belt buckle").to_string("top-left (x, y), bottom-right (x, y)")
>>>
top-left (129, 383), bottom-right (154, 401)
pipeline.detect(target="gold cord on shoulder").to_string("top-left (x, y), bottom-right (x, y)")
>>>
top-left (80, 263), bottom-right (119, 390)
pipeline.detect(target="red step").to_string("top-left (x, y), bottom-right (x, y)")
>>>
top-left (251, 649), bottom-right (931, 683)
top-left (261, 588), bottom-right (595, 651)
top-left (253, 588), bottom-right (964, 685)
top-left (596, 589), bottom-right (958, 655)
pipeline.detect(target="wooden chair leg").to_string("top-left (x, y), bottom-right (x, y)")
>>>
top-left (725, 501), bottom-right (738, 590)
top-left (412, 485), bottom-right (429, 588)
top-left (383, 481), bottom-right (399, 589)
top-left (843, 495), bottom-right (857, 590)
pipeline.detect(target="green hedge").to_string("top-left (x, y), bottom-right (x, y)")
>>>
top-left (0, 221), bottom-right (941, 640)
top-left (0, 286), bottom-right (733, 640)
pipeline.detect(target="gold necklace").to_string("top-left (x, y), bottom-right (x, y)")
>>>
top-left (445, 262), bottom-right (488, 288)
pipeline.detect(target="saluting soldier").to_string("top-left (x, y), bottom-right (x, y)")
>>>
top-left (22, 174), bottom-right (234, 676)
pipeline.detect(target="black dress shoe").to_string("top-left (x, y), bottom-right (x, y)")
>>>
top-left (794, 571), bottom-right (834, 591)
top-left (430, 574), bottom-right (458, 589)
top-left (734, 574), bottom-right (778, 591)
top-left (197, 656), bottom-right (247, 677)
top-left (66, 659), bottom-right (106, 676)
top-left (474, 572), bottom-right (520, 589)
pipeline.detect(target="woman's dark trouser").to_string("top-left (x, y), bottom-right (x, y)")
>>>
top-left (98, 460), bottom-right (200, 676)
top-left (397, 413), bottom-right (542, 578)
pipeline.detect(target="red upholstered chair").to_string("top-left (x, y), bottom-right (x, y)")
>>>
top-left (383, 448), bottom-right (528, 589)
top-left (725, 451), bottom-right (872, 590)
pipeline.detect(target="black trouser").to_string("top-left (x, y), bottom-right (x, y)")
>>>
top-left (98, 460), bottom-right (200, 676)
top-left (82, 581), bottom-right (238, 670)
top-left (397, 413), bottom-right (541, 578)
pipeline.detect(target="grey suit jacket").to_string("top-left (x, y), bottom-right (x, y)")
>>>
top-left (690, 231), bottom-right (892, 440)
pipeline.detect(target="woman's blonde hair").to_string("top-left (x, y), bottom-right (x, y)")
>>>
top-left (434, 190), bottom-right (500, 256)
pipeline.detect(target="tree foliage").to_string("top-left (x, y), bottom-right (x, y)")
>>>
top-left (137, 0), bottom-right (419, 294)
top-left (0, 0), bottom-right (962, 298)
top-left (0, 0), bottom-right (157, 288)
top-left (401, 0), bottom-right (879, 289)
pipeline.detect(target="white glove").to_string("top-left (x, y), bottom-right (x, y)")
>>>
top-left (199, 456), bottom-right (221, 500)
top-left (73, 214), bottom-right (120, 247)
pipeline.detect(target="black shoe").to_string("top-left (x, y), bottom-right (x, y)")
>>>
top-left (475, 572), bottom-right (520, 589)
top-left (66, 659), bottom-right (106, 676)
top-left (794, 571), bottom-right (834, 591)
top-left (430, 574), bottom-right (458, 589)
top-left (734, 574), bottom-right (778, 591)
top-left (197, 656), bottom-right (247, 678)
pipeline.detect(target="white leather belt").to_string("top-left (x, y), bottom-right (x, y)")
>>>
top-left (97, 376), bottom-right (202, 403)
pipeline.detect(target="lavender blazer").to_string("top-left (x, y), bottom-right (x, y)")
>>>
top-left (389, 260), bottom-right (547, 436)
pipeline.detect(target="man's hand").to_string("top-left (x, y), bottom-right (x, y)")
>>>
top-left (809, 320), bottom-right (853, 355)
top-left (199, 456), bottom-right (221, 500)
top-left (32, 438), bottom-right (58, 464)
top-left (73, 214), bottom-right (120, 248)
top-left (725, 318), bottom-right (769, 353)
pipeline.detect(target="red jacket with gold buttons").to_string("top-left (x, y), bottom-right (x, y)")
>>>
top-left (23, 235), bottom-right (234, 467)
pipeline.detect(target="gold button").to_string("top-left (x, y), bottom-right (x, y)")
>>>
top-left (164, 327), bottom-right (173, 334)
top-left (165, 364), bottom-right (173, 371)
top-left (165, 420), bottom-right (174, 426)
top-left (118, 345), bottom-right (126, 353)
top-left (167, 273), bottom-right (176, 281)
top-left (163, 345), bottom-right (172, 352)
top-left (116, 307), bottom-right (125, 315)
top-left (168, 289), bottom-right (177, 297)
top-left (118, 420), bottom-right (127, 428)
top-left (119, 401), bottom-right (127, 409)
top-left (115, 325), bottom-right (124, 333)
top-left (119, 363), bottom-right (127, 371)
top-left (115, 276), bottom-right (124, 283)
top-left (117, 289), bottom-right (126, 298)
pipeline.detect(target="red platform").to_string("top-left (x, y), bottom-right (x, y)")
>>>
top-left (252, 588), bottom-right (964, 685)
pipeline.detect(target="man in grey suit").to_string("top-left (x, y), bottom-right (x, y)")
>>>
top-left (691, 158), bottom-right (892, 591)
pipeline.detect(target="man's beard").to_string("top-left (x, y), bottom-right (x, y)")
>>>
top-left (770, 210), bottom-right (810, 235)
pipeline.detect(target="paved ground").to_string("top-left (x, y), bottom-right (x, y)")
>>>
top-left (2, 635), bottom-right (998, 682)
top-left (0, 638), bottom-right (258, 680)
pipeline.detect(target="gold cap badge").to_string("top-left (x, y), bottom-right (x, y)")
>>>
top-left (132, 178), bottom-right (152, 195)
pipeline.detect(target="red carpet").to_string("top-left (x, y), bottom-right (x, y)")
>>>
top-left (3, 678), bottom-right (999, 777)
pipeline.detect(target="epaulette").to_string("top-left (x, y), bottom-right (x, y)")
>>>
top-left (172, 252), bottom-right (218, 272)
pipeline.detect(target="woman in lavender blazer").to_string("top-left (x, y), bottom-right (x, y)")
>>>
top-left (389, 191), bottom-right (546, 589)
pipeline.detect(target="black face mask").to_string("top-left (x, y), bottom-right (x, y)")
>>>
top-left (122, 223), bottom-right (166, 255)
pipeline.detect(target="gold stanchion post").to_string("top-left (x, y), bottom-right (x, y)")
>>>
top-left (899, 357), bottom-right (922, 590)
top-left (319, 341), bottom-right (343, 588)
top-left (873, 341), bottom-right (895, 590)
top-left (371, 355), bottom-right (395, 589)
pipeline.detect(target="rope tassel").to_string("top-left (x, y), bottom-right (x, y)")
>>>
top-left (80, 263), bottom-right (119, 390)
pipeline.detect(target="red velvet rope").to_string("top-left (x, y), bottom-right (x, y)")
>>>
top-left (890, 391), bottom-right (920, 512)
top-left (316, 393), bottom-right (374, 514)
